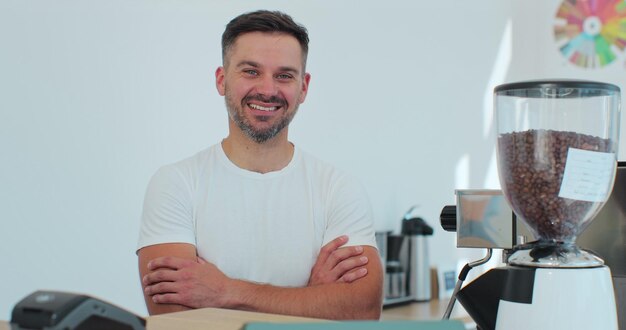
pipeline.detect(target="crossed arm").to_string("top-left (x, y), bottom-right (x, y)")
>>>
top-left (138, 236), bottom-right (383, 319)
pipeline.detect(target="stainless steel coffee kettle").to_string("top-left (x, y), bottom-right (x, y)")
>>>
top-left (400, 206), bottom-right (434, 301)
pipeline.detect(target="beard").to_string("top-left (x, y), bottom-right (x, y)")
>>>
top-left (224, 89), bottom-right (299, 144)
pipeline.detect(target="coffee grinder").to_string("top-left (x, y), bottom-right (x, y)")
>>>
top-left (451, 80), bottom-right (621, 330)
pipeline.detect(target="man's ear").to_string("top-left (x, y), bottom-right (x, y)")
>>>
top-left (299, 73), bottom-right (311, 104)
top-left (215, 66), bottom-right (226, 96)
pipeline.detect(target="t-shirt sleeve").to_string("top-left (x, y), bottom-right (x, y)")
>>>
top-left (323, 173), bottom-right (378, 250)
top-left (136, 165), bottom-right (196, 253)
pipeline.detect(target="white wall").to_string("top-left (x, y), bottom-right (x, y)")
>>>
top-left (4, 0), bottom-right (622, 319)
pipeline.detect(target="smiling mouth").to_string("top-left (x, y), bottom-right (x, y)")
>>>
top-left (248, 103), bottom-right (280, 112)
top-left (244, 94), bottom-right (286, 113)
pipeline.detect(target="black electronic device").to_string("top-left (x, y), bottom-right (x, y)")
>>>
top-left (10, 290), bottom-right (145, 330)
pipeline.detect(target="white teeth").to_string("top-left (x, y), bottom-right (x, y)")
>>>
top-left (249, 103), bottom-right (277, 111)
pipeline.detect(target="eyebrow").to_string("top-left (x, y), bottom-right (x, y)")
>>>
top-left (236, 60), bottom-right (301, 75)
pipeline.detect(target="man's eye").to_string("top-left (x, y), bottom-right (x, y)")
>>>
top-left (244, 70), bottom-right (258, 76)
top-left (277, 74), bottom-right (293, 80)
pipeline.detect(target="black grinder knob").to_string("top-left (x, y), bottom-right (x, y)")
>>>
top-left (440, 205), bottom-right (457, 232)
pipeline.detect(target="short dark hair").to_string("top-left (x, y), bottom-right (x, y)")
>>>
top-left (221, 10), bottom-right (309, 69)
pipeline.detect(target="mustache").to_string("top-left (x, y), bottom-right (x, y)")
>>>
top-left (243, 94), bottom-right (287, 107)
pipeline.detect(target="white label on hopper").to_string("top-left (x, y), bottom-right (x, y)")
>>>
top-left (558, 148), bottom-right (615, 202)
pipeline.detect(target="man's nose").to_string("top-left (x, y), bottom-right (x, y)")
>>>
top-left (256, 75), bottom-right (279, 96)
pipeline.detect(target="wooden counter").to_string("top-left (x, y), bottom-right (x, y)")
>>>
top-left (0, 299), bottom-right (474, 330)
top-left (148, 298), bottom-right (474, 329)
top-left (147, 307), bottom-right (326, 330)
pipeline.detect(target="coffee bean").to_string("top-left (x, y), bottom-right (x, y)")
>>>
top-left (498, 129), bottom-right (611, 241)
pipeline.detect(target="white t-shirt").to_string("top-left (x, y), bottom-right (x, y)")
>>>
top-left (137, 143), bottom-right (376, 287)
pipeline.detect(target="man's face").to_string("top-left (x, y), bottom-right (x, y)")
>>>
top-left (216, 32), bottom-right (311, 143)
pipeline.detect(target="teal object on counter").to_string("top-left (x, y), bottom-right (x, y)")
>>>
top-left (244, 320), bottom-right (465, 330)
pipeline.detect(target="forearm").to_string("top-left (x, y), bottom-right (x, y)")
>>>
top-left (138, 243), bottom-right (198, 315)
top-left (225, 275), bottom-right (382, 320)
top-left (142, 244), bottom-right (383, 319)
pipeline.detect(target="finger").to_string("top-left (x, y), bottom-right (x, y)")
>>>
top-left (326, 254), bottom-right (368, 282)
top-left (314, 254), bottom-right (368, 285)
top-left (152, 292), bottom-right (185, 305)
top-left (143, 268), bottom-right (178, 286)
top-left (334, 255), bottom-right (369, 274)
top-left (144, 281), bottom-right (178, 296)
top-left (319, 235), bottom-right (349, 258)
top-left (339, 267), bottom-right (368, 283)
top-left (315, 236), bottom-right (349, 266)
top-left (326, 245), bottom-right (364, 268)
top-left (148, 256), bottom-right (194, 271)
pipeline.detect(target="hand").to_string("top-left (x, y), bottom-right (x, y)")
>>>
top-left (308, 235), bottom-right (370, 286)
top-left (142, 256), bottom-right (232, 309)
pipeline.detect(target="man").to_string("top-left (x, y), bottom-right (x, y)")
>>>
top-left (137, 10), bottom-right (382, 320)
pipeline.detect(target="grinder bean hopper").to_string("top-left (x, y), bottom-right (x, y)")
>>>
top-left (454, 80), bottom-right (621, 330)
